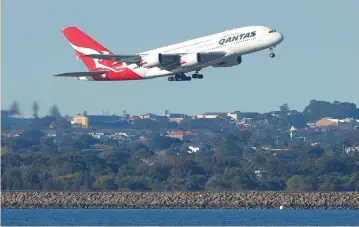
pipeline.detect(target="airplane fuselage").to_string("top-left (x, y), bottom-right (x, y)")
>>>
top-left (137, 25), bottom-right (283, 79)
top-left (57, 25), bottom-right (284, 81)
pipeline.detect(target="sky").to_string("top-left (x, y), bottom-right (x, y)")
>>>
top-left (1, 0), bottom-right (359, 117)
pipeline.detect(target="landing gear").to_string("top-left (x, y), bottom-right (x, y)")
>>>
top-left (269, 46), bottom-right (276, 58)
top-left (192, 70), bottom-right (204, 79)
top-left (192, 73), bottom-right (203, 79)
top-left (168, 70), bottom-right (204, 82)
top-left (168, 73), bottom-right (191, 82)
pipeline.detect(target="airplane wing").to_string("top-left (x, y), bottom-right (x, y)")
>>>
top-left (83, 53), bottom-right (180, 64)
top-left (53, 71), bottom-right (108, 77)
top-left (83, 54), bottom-right (140, 63)
top-left (84, 51), bottom-right (227, 64)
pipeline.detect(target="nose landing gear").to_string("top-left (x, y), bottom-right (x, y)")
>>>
top-left (269, 46), bottom-right (276, 58)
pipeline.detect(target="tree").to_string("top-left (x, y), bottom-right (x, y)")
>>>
top-left (2, 120), bottom-right (359, 192)
top-left (32, 101), bottom-right (39, 118)
top-left (49, 105), bottom-right (61, 118)
top-left (286, 175), bottom-right (316, 192)
top-left (279, 103), bottom-right (290, 112)
top-left (151, 135), bottom-right (182, 150)
top-left (8, 101), bottom-right (21, 116)
top-left (303, 100), bottom-right (359, 121)
top-left (93, 175), bottom-right (118, 190)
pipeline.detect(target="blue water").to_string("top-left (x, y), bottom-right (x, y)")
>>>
top-left (2, 209), bottom-right (359, 226)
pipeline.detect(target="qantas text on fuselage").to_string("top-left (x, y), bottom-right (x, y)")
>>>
top-left (54, 26), bottom-right (284, 82)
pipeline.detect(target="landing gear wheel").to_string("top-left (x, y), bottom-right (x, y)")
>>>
top-left (192, 73), bottom-right (203, 79)
top-left (269, 46), bottom-right (276, 58)
top-left (185, 76), bottom-right (192, 81)
top-left (168, 77), bottom-right (174, 81)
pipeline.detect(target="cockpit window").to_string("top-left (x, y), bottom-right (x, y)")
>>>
top-left (269, 30), bottom-right (276, 33)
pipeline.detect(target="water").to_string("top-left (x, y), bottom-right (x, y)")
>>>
top-left (2, 209), bottom-right (359, 226)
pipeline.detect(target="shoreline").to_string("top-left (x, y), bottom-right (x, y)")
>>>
top-left (2, 192), bottom-right (359, 209)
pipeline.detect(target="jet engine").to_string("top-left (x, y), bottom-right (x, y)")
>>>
top-left (140, 54), bottom-right (163, 68)
top-left (212, 55), bottom-right (242, 67)
top-left (180, 53), bottom-right (202, 67)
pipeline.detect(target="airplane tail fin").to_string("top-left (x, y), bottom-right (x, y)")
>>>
top-left (61, 27), bottom-right (116, 71)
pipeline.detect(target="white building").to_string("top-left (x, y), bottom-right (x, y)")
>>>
top-left (197, 112), bottom-right (226, 119)
top-left (196, 112), bottom-right (239, 121)
top-left (188, 145), bottom-right (200, 153)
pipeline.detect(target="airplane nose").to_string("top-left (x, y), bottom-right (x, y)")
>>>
top-left (279, 33), bottom-right (284, 42)
top-left (273, 32), bottom-right (284, 44)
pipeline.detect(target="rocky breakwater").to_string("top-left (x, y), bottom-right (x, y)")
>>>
top-left (2, 192), bottom-right (359, 209)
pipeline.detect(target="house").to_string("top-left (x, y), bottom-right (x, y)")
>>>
top-left (338, 119), bottom-right (359, 130)
top-left (227, 112), bottom-right (239, 121)
top-left (269, 111), bottom-right (288, 118)
top-left (168, 113), bottom-right (191, 123)
top-left (188, 145), bottom-right (200, 153)
top-left (345, 147), bottom-right (359, 153)
top-left (130, 115), bottom-right (140, 120)
top-left (72, 114), bottom-right (127, 128)
top-left (89, 132), bottom-right (105, 139)
top-left (290, 126), bottom-right (297, 138)
top-left (166, 131), bottom-right (198, 140)
top-left (197, 111), bottom-right (262, 121)
top-left (71, 115), bottom-right (88, 128)
top-left (315, 117), bottom-right (359, 128)
top-left (167, 131), bottom-right (184, 140)
top-left (139, 113), bottom-right (157, 119)
top-left (196, 112), bottom-right (228, 119)
top-left (315, 118), bottom-right (340, 127)
top-left (138, 136), bottom-right (148, 145)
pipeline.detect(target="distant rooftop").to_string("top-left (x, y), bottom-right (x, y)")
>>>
top-left (168, 113), bottom-right (190, 118)
top-left (200, 112), bottom-right (227, 115)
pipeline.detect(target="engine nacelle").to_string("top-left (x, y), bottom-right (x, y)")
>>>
top-left (212, 55), bottom-right (242, 67)
top-left (180, 53), bottom-right (202, 67)
top-left (140, 54), bottom-right (163, 68)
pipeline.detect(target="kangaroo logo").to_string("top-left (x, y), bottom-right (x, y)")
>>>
top-left (70, 43), bottom-right (118, 72)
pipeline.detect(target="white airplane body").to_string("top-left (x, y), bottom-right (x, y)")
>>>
top-left (55, 25), bottom-right (284, 81)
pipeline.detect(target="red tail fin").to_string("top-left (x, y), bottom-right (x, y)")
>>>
top-left (61, 27), bottom-right (116, 71)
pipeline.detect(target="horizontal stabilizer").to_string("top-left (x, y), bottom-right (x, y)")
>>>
top-left (53, 71), bottom-right (108, 77)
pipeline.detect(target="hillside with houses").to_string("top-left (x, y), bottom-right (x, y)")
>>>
top-left (1, 100), bottom-right (359, 191)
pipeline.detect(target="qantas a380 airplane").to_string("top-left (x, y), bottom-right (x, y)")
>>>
top-left (54, 26), bottom-right (284, 82)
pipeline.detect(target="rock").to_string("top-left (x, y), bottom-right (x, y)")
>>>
top-left (1, 192), bottom-right (359, 209)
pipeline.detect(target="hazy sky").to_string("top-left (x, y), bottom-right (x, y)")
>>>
top-left (2, 0), bottom-right (358, 117)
